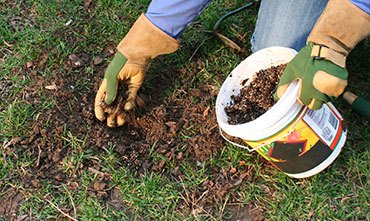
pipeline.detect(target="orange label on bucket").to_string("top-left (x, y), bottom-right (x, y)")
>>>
top-left (244, 103), bottom-right (345, 176)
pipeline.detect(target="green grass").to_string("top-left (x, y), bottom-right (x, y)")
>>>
top-left (1, 0), bottom-right (369, 220)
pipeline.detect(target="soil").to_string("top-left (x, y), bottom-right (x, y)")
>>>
top-left (1, 48), bottom-right (266, 220)
top-left (0, 187), bottom-right (23, 221)
top-left (225, 64), bottom-right (286, 124)
top-left (98, 83), bottom-right (138, 127)
top-left (99, 83), bottom-right (134, 114)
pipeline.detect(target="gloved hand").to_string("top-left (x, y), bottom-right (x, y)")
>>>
top-left (94, 14), bottom-right (179, 127)
top-left (276, 43), bottom-right (348, 109)
top-left (276, 0), bottom-right (370, 109)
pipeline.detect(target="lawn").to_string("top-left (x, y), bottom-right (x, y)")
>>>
top-left (1, 0), bottom-right (369, 220)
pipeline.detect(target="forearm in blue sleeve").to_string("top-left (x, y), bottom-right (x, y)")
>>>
top-left (145, 0), bottom-right (212, 39)
top-left (351, 0), bottom-right (370, 14)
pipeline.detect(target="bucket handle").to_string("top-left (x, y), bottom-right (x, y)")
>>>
top-left (219, 127), bottom-right (255, 151)
top-left (219, 106), bottom-right (308, 152)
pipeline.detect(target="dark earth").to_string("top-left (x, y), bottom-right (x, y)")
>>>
top-left (225, 64), bottom-right (286, 124)
top-left (0, 46), bottom-right (266, 220)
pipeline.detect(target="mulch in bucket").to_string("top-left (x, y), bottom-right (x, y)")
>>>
top-left (225, 64), bottom-right (286, 124)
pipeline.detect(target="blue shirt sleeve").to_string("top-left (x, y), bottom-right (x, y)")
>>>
top-left (350, 0), bottom-right (370, 14)
top-left (145, 0), bottom-right (368, 40)
top-left (145, 0), bottom-right (212, 39)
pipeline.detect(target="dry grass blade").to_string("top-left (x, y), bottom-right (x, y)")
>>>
top-left (215, 32), bottom-right (244, 53)
top-left (44, 198), bottom-right (78, 221)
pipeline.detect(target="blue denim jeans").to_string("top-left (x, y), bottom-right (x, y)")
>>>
top-left (251, 0), bottom-right (328, 52)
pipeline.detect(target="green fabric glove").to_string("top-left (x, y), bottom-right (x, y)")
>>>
top-left (275, 0), bottom-right (370, 110)
top-left (275, 43), bottom-right (348, 110)
top-left (103, 52), bottom-right (127, 105)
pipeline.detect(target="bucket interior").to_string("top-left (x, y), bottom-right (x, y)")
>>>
top-left (216, 47), bottom-right (301, 141)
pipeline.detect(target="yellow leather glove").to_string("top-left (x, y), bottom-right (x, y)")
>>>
top-left (276, 0), bottom-right (370, 109)
top-left (94, 14), bottom-right (179, 127)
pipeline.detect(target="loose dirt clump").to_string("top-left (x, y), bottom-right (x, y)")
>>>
top-left (225, 64), bottom-right (286, 124)
top-left (100, 84), bottom-right (129, 114)
top-left (97, 83), bottom-right (139, 127)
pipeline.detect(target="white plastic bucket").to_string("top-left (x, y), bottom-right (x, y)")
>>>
top-left (216, 47), bottom-right (347, 178)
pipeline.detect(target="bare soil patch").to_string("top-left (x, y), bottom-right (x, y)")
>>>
top-left (1, 48), bottom-right (267, 218)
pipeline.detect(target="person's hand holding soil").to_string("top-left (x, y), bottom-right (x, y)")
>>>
top-left (94, 14), bottom-right (179, 127)
top-left (94, 51), bottom-right (145, 127)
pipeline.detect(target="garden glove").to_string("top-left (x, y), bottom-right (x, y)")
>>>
top-left (276, 0), bottom-right (370, 109)
top-left (94, 14), bottom-right (179, 127)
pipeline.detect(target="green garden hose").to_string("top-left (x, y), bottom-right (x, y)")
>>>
top-left (343, 91), bottom-right (370, 120)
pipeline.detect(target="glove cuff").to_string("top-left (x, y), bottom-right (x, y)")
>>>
top-left (117, 14), bottom-right (180, 66)
top-left (308, 0), bottom-right (370, 58)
